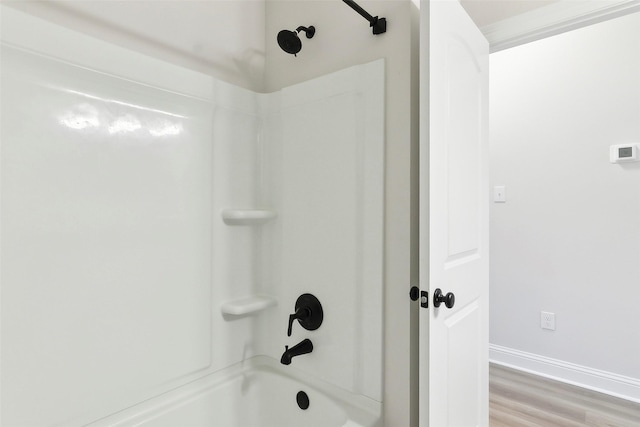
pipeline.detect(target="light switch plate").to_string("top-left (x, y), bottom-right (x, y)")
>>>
top-left (494, 186), bottom-right (506, 203)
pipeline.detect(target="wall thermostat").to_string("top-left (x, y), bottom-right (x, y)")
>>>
top-left (610, 143), bottom-right (639, 163)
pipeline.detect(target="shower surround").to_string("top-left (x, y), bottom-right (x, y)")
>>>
top-left (0, 6), bottom-right (384, 426)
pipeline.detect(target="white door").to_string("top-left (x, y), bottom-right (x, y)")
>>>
top-left (419, 0), bottom-right (489, 426)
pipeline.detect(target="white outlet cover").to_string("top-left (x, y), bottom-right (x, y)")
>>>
top-left (541, 311), bottom-right (555, 330)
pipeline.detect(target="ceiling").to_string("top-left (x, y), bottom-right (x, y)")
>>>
top-left (461, 0), bottom-right (560, 28)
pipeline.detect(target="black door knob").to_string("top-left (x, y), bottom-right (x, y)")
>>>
top-left (433, 288), bottom-right (455, 308)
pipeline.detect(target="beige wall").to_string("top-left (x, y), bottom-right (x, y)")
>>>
top-left (265, 1), bottom-right (419, 424)
top-left (2, 0), bottom-right (267, 92)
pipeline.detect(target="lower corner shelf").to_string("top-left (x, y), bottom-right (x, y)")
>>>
top-left (221, 295), bottom-right (277, 317)
top-left (221, 209), bottom-right (277, 226)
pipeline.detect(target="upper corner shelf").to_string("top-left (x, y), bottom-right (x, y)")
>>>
top-left (221, 209), bottom-right (277, 226)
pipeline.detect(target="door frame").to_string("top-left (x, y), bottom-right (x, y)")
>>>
top-left (410, 1), bottom-right (640, 427)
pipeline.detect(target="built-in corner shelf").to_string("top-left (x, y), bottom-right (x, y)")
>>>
top-left (221, 295), bottom-right (277, 317)
top-left (221, 209), bottom-right (277, 226)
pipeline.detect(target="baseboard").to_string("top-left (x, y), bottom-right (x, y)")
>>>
top-left (489, 344), bottom-right (640, 404)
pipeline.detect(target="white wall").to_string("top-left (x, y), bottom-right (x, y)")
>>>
top-left (264, 1), bottom-right (419, 424)
top-left (490, 12), bottom-right (640, 400)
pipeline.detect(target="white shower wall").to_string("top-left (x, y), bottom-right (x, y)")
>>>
top-left (264, 64), bottom-right (384, 400)
top-left (212, 60), bottom-right (385, 401)
top-left (1, 7), bottom-right (384, 425)
top-left (1, 42), bottom-right (216, 427)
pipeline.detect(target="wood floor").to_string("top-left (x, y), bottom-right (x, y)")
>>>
top-left (489, 364), bottom-right (640, 427)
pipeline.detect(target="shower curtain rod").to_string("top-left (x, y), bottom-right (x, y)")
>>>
top-left (342, 0), bottom-right (387, 35)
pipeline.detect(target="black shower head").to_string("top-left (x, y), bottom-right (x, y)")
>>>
top-left (277, 26), bottom-right (315, 56)
top-left (277, 30), bottom-right (302, 55)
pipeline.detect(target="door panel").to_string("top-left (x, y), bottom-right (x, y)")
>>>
top-left (446, 40), bottom-right (482, 258)
top-left (419, 0), bottom-right (489, 426)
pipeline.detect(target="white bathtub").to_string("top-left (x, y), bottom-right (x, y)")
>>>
top-left (88, 356), bottom-right (382, 427)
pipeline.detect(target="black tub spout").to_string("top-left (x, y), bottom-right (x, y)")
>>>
top-left (280, 339), bottom-right (313, 365)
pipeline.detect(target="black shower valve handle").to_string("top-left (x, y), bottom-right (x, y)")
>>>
top-left (287, 307), bottom-right (311, 337)
top-left (286, 293), bottom-right (324, 337)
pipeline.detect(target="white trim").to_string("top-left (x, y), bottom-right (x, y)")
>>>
top-left (483, 0), bottom-right (640, 52)
top-left (489, 344), bottom-right (640, 404)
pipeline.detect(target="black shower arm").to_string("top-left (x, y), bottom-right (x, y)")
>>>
top-left (342, 0), bottom-right (387, 34)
